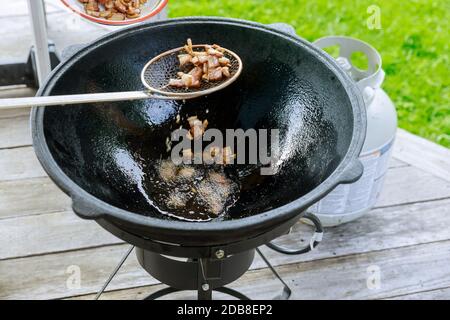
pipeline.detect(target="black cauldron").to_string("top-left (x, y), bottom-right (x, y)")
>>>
top-left (31, 18), bottom-right (366, 253)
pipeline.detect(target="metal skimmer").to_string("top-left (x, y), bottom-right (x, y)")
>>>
top-left (0, 44), bottom-right (243, 110)
top-left (142, 44), bottom-right (242, 97)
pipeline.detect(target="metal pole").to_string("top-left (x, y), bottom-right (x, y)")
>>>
top-left (27, 0), bottom-right (52, 86)
top-left (94, 246), bottom-right (135, 300)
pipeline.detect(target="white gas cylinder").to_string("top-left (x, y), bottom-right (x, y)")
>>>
top-left (309, 36), bottom-right (397, 227)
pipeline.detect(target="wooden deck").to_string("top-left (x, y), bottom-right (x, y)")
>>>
top-left (1, 108), bottom-right (449, 300)
top-left (1, 1), bottom-right (450, 301)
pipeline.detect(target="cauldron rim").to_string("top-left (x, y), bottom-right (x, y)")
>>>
top-left (31, 17), bottom-right (366, 245)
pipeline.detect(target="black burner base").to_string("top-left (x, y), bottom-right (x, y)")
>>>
top-left (136, 248), bottom-right (255, 300)
top-left (143, 287), bottom-right (250, 300)
top-left (93, 213), bottom-right (323, 300)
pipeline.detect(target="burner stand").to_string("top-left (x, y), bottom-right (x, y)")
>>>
top-left (136, 249), bottom-right (255, 300)
top-left (93, 213), bottom-right (322, 300)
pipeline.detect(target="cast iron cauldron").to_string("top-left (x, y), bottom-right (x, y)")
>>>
top-left (31, 18), bottom-right (366, 250)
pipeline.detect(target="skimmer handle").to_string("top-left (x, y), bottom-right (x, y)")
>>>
top-left (0, 90), bottom-right (201, 110)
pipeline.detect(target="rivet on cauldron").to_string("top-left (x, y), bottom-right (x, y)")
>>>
top-left (202, 283), bottom-right (210, 291)
top-left (215, 250), bottom-right (225, 259)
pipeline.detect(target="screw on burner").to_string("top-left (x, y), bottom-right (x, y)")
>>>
top-left (201, 283), bottom-right (210, 291)
top-left (215, 250), bottom-right (225, 259)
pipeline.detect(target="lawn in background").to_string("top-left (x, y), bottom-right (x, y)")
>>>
top-left (169, 0), bottom-right (450, 148)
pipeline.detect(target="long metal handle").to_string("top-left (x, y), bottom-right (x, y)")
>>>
top-left (0, 91), bottom-right (199, 110)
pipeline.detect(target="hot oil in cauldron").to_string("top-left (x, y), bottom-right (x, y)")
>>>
top-left (145, 160), bottom-right (240, 222)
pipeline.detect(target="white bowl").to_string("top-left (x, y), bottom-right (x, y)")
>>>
top-left (60, 0), bottom-right (168, 26)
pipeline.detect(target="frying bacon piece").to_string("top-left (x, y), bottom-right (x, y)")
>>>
top-left (104, 0), bottom-right (114, 9)
top-left (184, 38), bottom-right (195, 56)
top-left (168, 75), bottom-right (199, 88)
top-left (197, 55), bottom-right (209, 64)
top-left (178, 54), bottom-right (192, 67)
top-left (187, 116), bottom-right (199, 127)
top-left (222, 146), bottom-right (236, 164)
top-left (80, 0), bottom-right (147, 20)
top-left (168, 79), bottom-right (185, 88)
top-left (189, 66), bottom-right (203, 84)
top-left (185, 116), bottom-right (208, 140)
top-left (167, 192), bottom-right (188, 209)
top-left (177, 166), bottom-right (197, 180)
top-left (86, 0), bottom-right (100, 11)
top-left (207, 48), bottom-right (224, 57)
top-left (207, 67), bottom-right (224, 81)
top-left (99, 10), bottom-right (112, 18)
top-left (168, 39), bottom-right (233, 88)
top-left (114, 0), bottom-right (127, 13)
top-left (126, 7), bottom-right (141, 19)
top-left (191, 56), bottom-right (200, 65)
top-left (207, 56), bottom-right (220, 69)
top-left (219, 57), bottom-right (231, 66)
top-left (158, 160), bottom-right (177, 182)
top-left (222, 66), bottom-right (231, 78)
top-left (212, 44), bottom-right (226, 52)
top-left (86, 10), bottom-right (100, 17)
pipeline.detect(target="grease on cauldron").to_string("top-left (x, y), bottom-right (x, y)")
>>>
top-left (148, 160), bottom-right (240, 222)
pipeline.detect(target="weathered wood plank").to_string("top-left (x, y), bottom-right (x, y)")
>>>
top-left (2, 164), bottom-right (448, 221)
top-left (375, 166), bottom-right (450, 208)
top-left (0, 211), bottom-right (122, 260)
top-left (286, 240), bottom-right (450, 300)
top-left (0, 146), bottom-right (46, 181)
top-left (69, 240), bottom-right (450, 300)
top-left (0, 107), bottom-right (30, 119)
top-left (0, 115), bottom-right (31, 149)
top-left (1, 178), bottom-right (450, 261)
top-left (0, 244), bottom-right (149, 300)
top-left (2, 188), bottom-right (450, 262)
top-left (2, 199), bottom-right (450, 299)
top-left (0, 86), bottom-right (35, 100)
top-left (386, 287), bottom-right (450, 300)
top-left (0, 177), bottom-right (71, 219)
top-left (388, 158), bottom-right (408, 169)
top-left (258, 198), bottom-right (450, 267)
top-left (394, 129), bottom-right (450, 182)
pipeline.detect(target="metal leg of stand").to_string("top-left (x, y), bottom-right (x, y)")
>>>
top-left (94, 245), bottom-right (135, 300)
top-left (143, 287), bottom-right (181, 300)
top-left (256, 248), bottom-right (292, 300)
top-left (143, 286), bottom-right (251, 300)
top-left (27, 0), bottom-right (52, 86)
top-left (197, 258), bottom-right (213, 300)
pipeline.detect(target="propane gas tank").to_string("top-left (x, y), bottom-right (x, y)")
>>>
top-left (309, 36), bottom-right (397, 227)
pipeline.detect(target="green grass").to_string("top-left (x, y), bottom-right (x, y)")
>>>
top-left (169, 0), bottom-right (450, 148)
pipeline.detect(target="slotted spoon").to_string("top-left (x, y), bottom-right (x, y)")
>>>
top-left (0, 44), bottom-right (242, 110)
